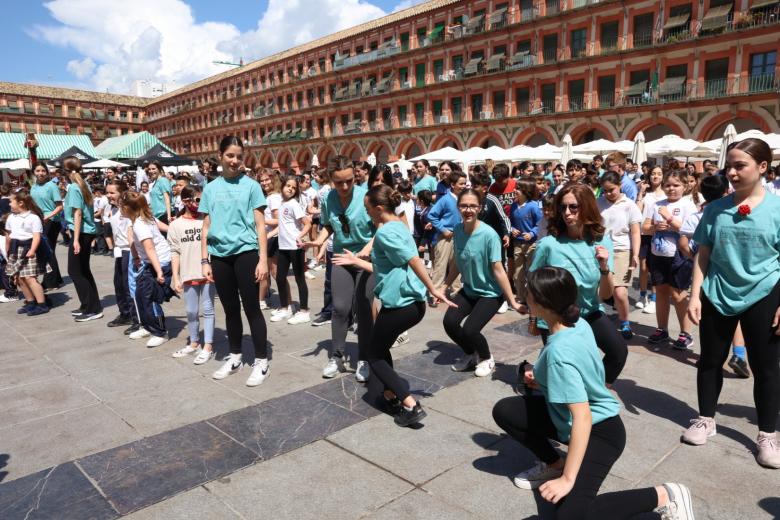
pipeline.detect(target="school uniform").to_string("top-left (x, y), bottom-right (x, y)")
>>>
top-left (64, 184), bottom-right (101, 314)
top-left (31, 181), bottom-right (64, 288)
top-left (4, 211), bottom-right (47, 278)
top-left (132, 218), bottom-right (173, 338)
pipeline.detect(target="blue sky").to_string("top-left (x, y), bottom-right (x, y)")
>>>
top-left (6, 0), bottom-right (418, 93)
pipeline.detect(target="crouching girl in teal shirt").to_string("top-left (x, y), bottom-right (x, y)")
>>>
top-left (493, 266), bottom-right (695, 519)
top-left (333, 185), bottom-right (453, 428)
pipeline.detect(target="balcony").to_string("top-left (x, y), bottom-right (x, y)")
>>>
top-left (507, 51), bottom-right (536, 70)
top-left (488, 8), bottom-right (508, 30)
top-left (464, 14), bottom-right (485, 35)
top-left (632, 31), bottom-right (654, 48)
top-left (748, 73), bottom-right (779, 93)
top-left (598, 94), bottom-right (615, 108)
top-left (599, 36), bottom-right (619, 54)
top-left (571, 45), bottom-right (587, 59)
top-left (657, 76), bottom-right (687, 102)
top-left (568, 96), bottom-right (586, 111)
top-left (542, 48), bottom-right (558, 63)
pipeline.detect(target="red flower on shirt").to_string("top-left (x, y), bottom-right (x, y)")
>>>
top-left (737, 204), bottom-right (751, 216)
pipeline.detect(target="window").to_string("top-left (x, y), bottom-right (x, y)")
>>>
top-left (570, 28), bottom-right (587, 58)
top-left (433, 59), bottom-right (444, 80)
top-left (415, 63), bottom-right (426, 87)
top-left (493, 90), bottom-right (505, 117)
top-left (519, 0), bottom-right (534, 20)
top-left (471, 93), bottom-right (483, 119)
top-left (370, 41), bottom-right (378, 50)
top-left (417, 27), bottom-right (427, 46)
top-left (451, 96), bottom-right (463, 121)
top-left (516, 87), bottom-right (530, 114)
top-left (452, 55), bottom-right (464, 72)
top-left (633, 13), bottom-right (654, 47)
top-left (705, 58), bottom-right (729, 97)
top-left (750, 51), bottom-right (777, 92)
top-left (401, 32), bottom-right (410, 51)
top-left (598, 76), bottom-right (616, 107)
top-left (600, 21), bottom-right (619, 52)
top-left (568, 79), bottom-right (586, 110)
top-left (415, 102), bottom-right (425, 126)
top-left (493, 44), bottom-right (507, 56)
top-left (543, 34), bottom-right (558, 63)
top-left (399, 67), bottom-right (409, 86)
top-left (627, 70), bottom-right (651, 104)
top-left (398, 105), bottom-right (408, 124)
top-left (382, 107), bottom-right (392, 129)
top-left (541, 83), bottom-right (556, 112)
top-left (517, 40), bottom-right (532, 54)
top-left (433, 100), bottom-right (443, 118)
top-left (666, 64), bottom-right (688, 78)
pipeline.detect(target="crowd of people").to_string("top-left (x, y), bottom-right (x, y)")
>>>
top-left (2, 134), bottom-right (780, 520)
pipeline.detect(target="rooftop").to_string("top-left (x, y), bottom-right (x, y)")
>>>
top-left (0, 81), bottom-right (146, 107)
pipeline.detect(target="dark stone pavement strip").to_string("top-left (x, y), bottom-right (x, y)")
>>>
top-left (0, 342), bottom-right (494, 518)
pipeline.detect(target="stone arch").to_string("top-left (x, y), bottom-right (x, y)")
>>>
top-left (296, 147), bottom-right (313, 169)
top-left (396, 137), bottom-right (426, 159)
top-left (276, 150), bottom-right (293, 170)
top-left (624, 116), bottom-right (687, 140)
top-left (569, 122), bottom-right (618, 144)
top-left (317, 145), bottom-right (336, 164)
top-left (366, 141), bottom-right (392, 164)
top-left (511, 126), bottom-right (557, 146)
top-left (259, 150), bottom-right (274, 168)
top-left (340, 142), bottom-right (363, 161)
top-left (430, 133), bottom-right (465, 150)
top-left (696, 109), bottom-right (775, 141)
top-left (467, 130), bottom-right (508, 149)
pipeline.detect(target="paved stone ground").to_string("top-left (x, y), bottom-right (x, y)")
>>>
top-left (0, 247), bottom-right (778, 519)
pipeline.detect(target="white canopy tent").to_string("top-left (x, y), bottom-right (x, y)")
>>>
top-left (645, 135), bottom-right (716, 159)
top-left (409, 146), bottom-right (463, 164)
top-left (571, 139), bottom-right (634, 158)
top-left (82, 158), bottom-right (130, 169)
top-left (0, 158), bottom-right (30, 170)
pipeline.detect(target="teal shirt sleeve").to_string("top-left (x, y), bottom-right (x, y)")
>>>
top-left (199, 184), bottom-right (213, 215)
top-left (544, 361), bottom-right (588, 404)
top-left (382, 225), bottom-right (417, 266)
top-left (600, 235), bottom-right (615, 272)
top-left (529, 237), bottom-right (550, 271)
top-left (692, 204), bottom-right (714, 248)
top-left (487, 231), bottom-right (502, 264)
top-left (320, 194), bottom-right (331, 227)
top-left (249, 182), bottom-right (267, 210)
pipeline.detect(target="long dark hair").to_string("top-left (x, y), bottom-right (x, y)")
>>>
top-left (219, 135), bottom-right (244, 154)
top-left (10, 189), bottom-right (45, 223)
top-left (550, 183), bottom-right (604, 243)
top-left (727, 138), bottom-right (772, 168)
top-left (368, 163), bottom-right (393, 187)
top-left (527, 266), bottom-right (580, 324)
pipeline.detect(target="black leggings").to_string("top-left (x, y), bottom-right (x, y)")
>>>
top-left (443, 291), bottom-right (503, 360)
top-left (67, 233), bottom-right (101, 313)
top-left (211, 250), bottom-right (268, 358)
top-left (368, 302), bottom-right (425, 401)
top-left (698, 283), bottom-right (780, 432)
top-left (275, 248), bottom-right (308, 309)
top-left (542, 312), bottom-right (627, 384)
top-left (331, 264), bottom-right (374, 360)
top-left (42, 220), bottom-right (63, 289)
top-left (492, 396), bottom-right (660, 520)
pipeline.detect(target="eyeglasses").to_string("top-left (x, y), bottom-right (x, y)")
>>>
top-left (559, 203), bottom-right (580, 213)
top-left (458, 204), bottom-right (481, 211)
top-left (337, 213), bottom-right (350, 234)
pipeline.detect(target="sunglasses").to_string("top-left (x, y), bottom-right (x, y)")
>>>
top-left (559, 203), bottom-right (579, 213)
top-left (337, 213), bottom-right (350, 235)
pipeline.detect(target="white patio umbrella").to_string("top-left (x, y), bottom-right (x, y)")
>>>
top-left (460, 147), bottom-right (493, 165)
top-left (82, 158), bottom-right (129, 169)
top-left (717, 124), bottom-right (737, 169)
top-left (0, 158), bottom-right (30, 169)
top-left (560, 134), bottom-right (573, 165)
top-left (644, 134), bottom-right (706, 158)
top-left (631, 131), bottom-right (647, 165)
top-left (572, 139), bottom-right (634, 157)
top-left (311, 155), bottom-right (320, 168)
top-left (410, 146), bottom-right (463, 163)
top-left (703, 129), bottom-right (780, 161)
top-left (366, 152), bottom-right (377, 167)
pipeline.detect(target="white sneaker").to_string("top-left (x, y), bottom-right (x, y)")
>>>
top-left (497, 301), bottom-right (509, 314)
top-left (451, 353), bottom-right (477, 372)
top-left (259, 300), bottom-right (269, 310)
top-left (172, 344), bottom-right (198, 358)
top-left (322, 356), bottom-right (345, 378)
top-left (393, 331), bottom-right (410, 348)
top-left (146, 335), bottom-right (168, 348)
top-left (129, 328), bottom-right (151, 340)
top-left (212, 353), bottom-right (242, 380)
top-left (287, 310), bottom-right (311, 325)
top-left (313, 263), bottom-right (325, 271)
top-left (474, 356), bottom-right (495, 377)
top-left (513, 461), bottom-right (563, 489)
top-left (305, 271), bottom-right (316, 280)
top-left (656, 483), bottom-right (695, 520)
top-left (0, 294), bottom-right (15, 303)
top-left (643, 300), bottom-right (656, 314)
top-left (307, 259), bottom-right (317, 269)
top-left (355, 360), bottom-right (370, 382)
top-left (635, 295), bottom-right (646, 309)
top-left (425, 260), bottom-right (432, 269)
top-left (193, 349), bottom-right (215, 365)
top-left (246, 358), bottom-right (270, 386)
top-left (270, 307), bottom-right (293, 322)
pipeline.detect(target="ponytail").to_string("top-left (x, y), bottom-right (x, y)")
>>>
top-left (63, 156), bottom-right (93, 206)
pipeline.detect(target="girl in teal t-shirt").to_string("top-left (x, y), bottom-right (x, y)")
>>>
top-left (200, 136), bottom-right (270, 389)
top-left (493, 266), bottom-right (695, 518)
top-left (686, 138), bottom-right (780, 468)
top-left (333, 184), bottom-right (451, 427)
top-left (528, 183), bottom-right (626, 385)
top-left (443, 189), bottom-right (521, 379)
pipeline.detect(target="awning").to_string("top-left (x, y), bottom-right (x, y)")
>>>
top-left (361, 82), bottom-right (373, 96)
top-left (281, 129), bottom-right (292, 139)
top-left (750, 0), bottom-right (778, 10)
top-left (94, 131), bottom-right (169, 160)
top-left (701, 4), bottom-right (733, 31)
top-left (489, 8), bottom-right (507, 24)
top-left (466, 14), bottom-right (484, 29)
top-left (377, 77), bottom-right (393, 92)
top-left (35, 134), bottom-right (99, 161)
top-left (428, 25), bottom-right (444, 40)
top-left (663, 13), bottom-right (691, 30)
top-left (486, 53), bottom-right (505, 71)
top-left (658, 76), bottom-right (687, 96)
top-left (625, 80), bottom-right (648, 96)
top-left (464, 57), bottom-right (483, 75)
top-left (0, 132), bottom-right (26, 160)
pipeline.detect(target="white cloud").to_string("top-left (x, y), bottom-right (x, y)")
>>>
top-left (29, 0), bottom-right (428, 94)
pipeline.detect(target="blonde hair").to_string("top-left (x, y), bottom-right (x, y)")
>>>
top-left (119, 190), bottom-right (153, 223)
top-left (63, 156), bottom-right (93, 206)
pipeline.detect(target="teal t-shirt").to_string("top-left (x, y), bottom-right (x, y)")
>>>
top-left (31, 182), bottom-right (62, 222)
top-left (453, 222), bottom-right (503, 298)
top-left (534, 318), bottom-right (621, 442)
top-left (530, 234), bottom-right (614, 318)
top-left (200, 174), bottom-right (267, 257)
top-left (63, 184), bottom-right (96, 234)
top-left (321, 185), bottom-right (374, 254)
top-left (371, 221), bottom-right (426, 308)
top-left (693, 192), bottom-right (780, 316)
top-left (413, 175), bottom-right (438, 195)
top-left (150, 177), bottom-right (173, 218)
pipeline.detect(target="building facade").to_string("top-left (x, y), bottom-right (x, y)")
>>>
top-left (2, 0), bottom-right (780, 169)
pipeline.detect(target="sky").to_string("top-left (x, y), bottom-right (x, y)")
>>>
top-left (6, 0), bottom-right (424, 95)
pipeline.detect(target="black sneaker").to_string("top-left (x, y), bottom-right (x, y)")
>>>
top-left (17, 301), bottom-right (35, 314)
top-left (383, 396), bottom-right (403, 416)
top-left (727, 355), bottom-right (751, 378)
top-left (75, 312), bottom-right (104, 322)
top-left (27, 305), bottom-right (50, 316)
top-left (124, 323), bottom-right (141, 335)
top-left (71, 308), bottom-right (86, 317)
top-left (311, 314), bottom-right (331, 327)
top-left (107, 315), bottom-right (132, 327)
top-left (672, 332), bottom-right (694, 351)
top-left (647, 328), bottom-right (669, 344)
top-left (394, 402), bottom-right (427, 427)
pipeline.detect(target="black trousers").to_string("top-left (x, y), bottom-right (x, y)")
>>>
top-left (42, 220), bottom-right (63, 289)
top-left (135, 263), bottom-right (172, 337)
top-left (275, 248), bottom-right (308, 309)
top-left (67, 233), bottom-right (101, 313)
top-left (492, 396), bottom-right (660, 520)
top-left (368, 302), bottom-right (425, 401)
top-left (443, 291), bottom-right (503, 359)
top-left (542, 312), bottom-right (627, 385)
top-left (211, 250), bottom-right (268, 358)
top-left (113, 251), bottom-right (136, 321)
top-left (699, 283), bottom-right (780, 432)
top-left (331, 264), bottom-right (375, 360)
